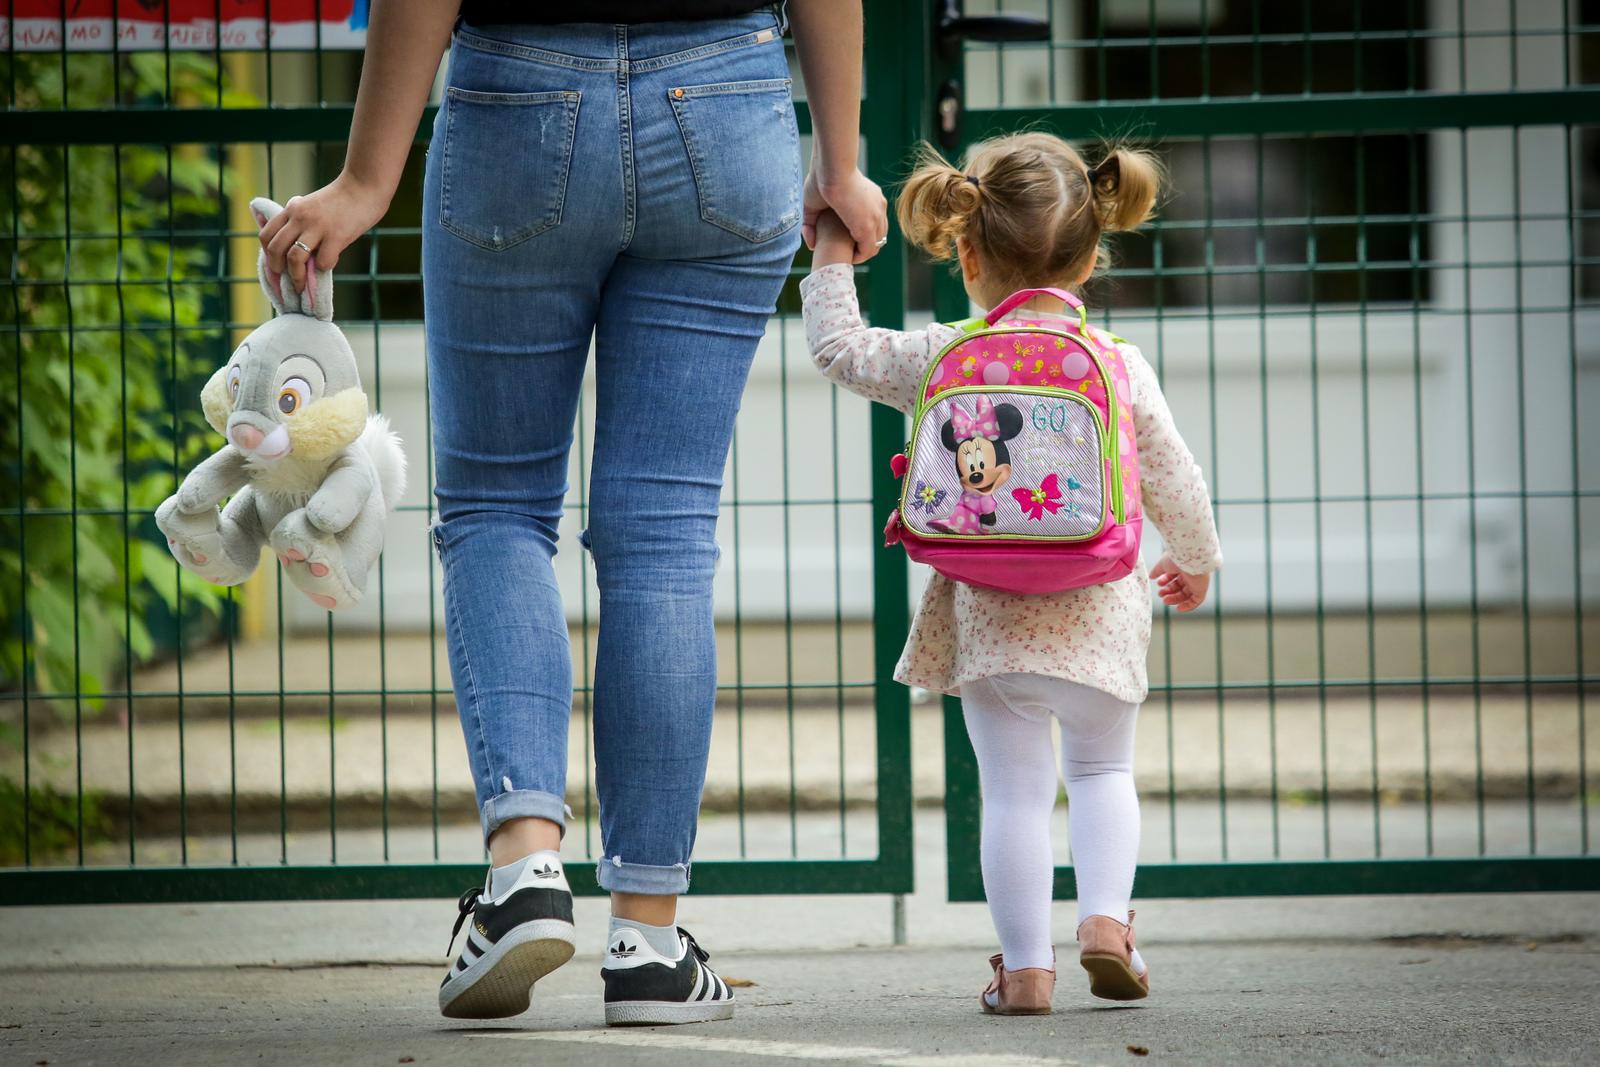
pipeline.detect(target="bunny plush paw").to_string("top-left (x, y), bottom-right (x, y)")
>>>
top-left (155, 495), bottom-right (255, 587)
top-left (269, 508), bottom-right (361, 611)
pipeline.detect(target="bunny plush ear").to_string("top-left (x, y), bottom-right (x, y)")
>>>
top-left (249, 195), bottom-right (335, 322)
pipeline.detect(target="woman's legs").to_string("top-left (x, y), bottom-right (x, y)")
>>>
top-left (422, 23), bottom-right (624, 856)
top-left (425, 255), bottom-right (600, 853)
top-left (961, 677), bottom-right (1061, 972)
top-left (585, 9), bottom-right (800, 916)
top-left (424, 7), bottom-right (795, 1023)
top-left (586, 249), bottom-right (792, 912)
top-left (586, 252), bottom-right (780, 1029)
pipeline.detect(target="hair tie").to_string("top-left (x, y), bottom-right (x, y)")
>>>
top-left (1085, 166), bottom-right (1100, 185)
top-left (964, 175), bottom-right (981, 189)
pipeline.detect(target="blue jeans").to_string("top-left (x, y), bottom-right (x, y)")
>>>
top-left (422, 9), bottom-right (801, 895)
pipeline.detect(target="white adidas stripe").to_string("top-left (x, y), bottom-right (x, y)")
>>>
top-left (467, 926), bottom-right (492, 954)
top-left (691, 962), bottom-right (710, 1002)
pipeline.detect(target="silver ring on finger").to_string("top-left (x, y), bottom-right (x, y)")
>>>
top-left (293, 240), bottom-right (312, 255)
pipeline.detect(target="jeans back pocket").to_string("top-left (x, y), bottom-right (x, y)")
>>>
top-left (439, 87), bottom-right (581, 251)
top-left (669, 78), bottom-right (801, 243)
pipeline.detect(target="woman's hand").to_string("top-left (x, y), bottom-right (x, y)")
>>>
top-left (789, 0), bottom-right (883, 261)
top-left (804, 166), bottom-right (888, 263)
top-left (256, 0), bottom-right (454, 291)
top-left (1150, 555), bottom-right (1211, 612)
top-left (259, 174), bottom-right (392, 292)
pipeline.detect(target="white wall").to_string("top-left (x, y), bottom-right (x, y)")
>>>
top-left (289, 0), bottom-right (1598, 632)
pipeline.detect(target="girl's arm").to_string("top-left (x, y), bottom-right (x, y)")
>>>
top-left (260, 0), bottom-right (459, 289)
top-left (802, 212), bottom-right (947, 415)
top-left (789, 0), bottom-right (888, 261)
top-left (1123, 347), bottom-right (1223, 603)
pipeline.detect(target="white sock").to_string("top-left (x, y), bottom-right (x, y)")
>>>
top-left (490, 849), bottom-right (562, 899)
top-left (609, 916), bottom-right (682, 960)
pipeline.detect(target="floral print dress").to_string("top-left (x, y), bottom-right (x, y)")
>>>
top-left (800, 262), bottom-right (1224, 704)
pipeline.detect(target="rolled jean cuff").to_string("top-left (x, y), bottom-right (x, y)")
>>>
top-left (596, 854), bottom-right (691, 895)
top-left (480, 788), bottom-right (569, 846)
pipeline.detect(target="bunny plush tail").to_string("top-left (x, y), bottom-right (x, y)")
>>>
top-left (359, 414), bottom-right (408, 511)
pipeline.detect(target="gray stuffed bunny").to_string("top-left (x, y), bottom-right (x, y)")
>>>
top-left (155, 196), bottom-right (406, 611)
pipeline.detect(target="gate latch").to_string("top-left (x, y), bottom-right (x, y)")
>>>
top-left (936, 79), bottom-right (962, 151)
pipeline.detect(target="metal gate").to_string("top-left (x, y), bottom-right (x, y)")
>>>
top-left (0, 0), bottom-right (919, 904)
top-left (934, 0), bottom-right (1600, 898)
top-left (5, 0), bottom-right (1598, 909)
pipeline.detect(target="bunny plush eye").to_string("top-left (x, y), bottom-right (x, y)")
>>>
top-left (227, 365), bottom-right (242, 401)
top-left (277, 377), bottom-right (311, 416)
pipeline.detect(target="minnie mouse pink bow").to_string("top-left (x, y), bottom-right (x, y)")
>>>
top-left (950, 396), bottom-right (1001, 442)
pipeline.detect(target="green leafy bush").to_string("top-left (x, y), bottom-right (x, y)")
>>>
top-left (3, 53), bottom-right (238, 718)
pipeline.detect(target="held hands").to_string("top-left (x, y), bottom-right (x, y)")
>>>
top-left (1150, 555), bottom-right (1211, 612)
top-left (811, 208), bottom-right (859, 269)
top-left (258, 174), bottom-right (392, 293)
top-left (803, 165), bottom-right (888, 264)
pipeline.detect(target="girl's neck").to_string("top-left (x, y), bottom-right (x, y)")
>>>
top-left (1012, 293), bottom-right (1070, 315)
top-left (973, 286), bottom-right (1077, 317)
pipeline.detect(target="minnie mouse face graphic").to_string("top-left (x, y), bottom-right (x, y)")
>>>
top-left (928, 396), bottom-right (1024, 533)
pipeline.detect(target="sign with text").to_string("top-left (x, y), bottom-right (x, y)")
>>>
top-left (4, 1), bottom-right (367, 52)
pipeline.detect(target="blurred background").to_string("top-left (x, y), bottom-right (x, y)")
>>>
top-left (2, 0), bottom-right (1595, 903)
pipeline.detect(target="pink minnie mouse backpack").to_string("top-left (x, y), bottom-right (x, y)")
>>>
top-left (884, 287), bottom-right (1142, 595)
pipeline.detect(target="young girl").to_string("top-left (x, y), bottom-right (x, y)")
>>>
top-left (801, 133), bottom-right (1222, 1014)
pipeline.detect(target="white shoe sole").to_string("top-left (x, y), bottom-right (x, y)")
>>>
top-left (439, 919), bottom-right (577, 1020)
top-left (605, 998), bottom-right (736, 1027)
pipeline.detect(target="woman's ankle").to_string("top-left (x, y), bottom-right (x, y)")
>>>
top-left (487, 816), bottom-right (562, 867)
top-left (612, 891), bottom-right (678, 928)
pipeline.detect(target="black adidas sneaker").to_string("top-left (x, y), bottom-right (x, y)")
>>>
top-left (601, 925), bottom-right (735, 1026)
top-left (438, 857), bottom-right (576, 1019)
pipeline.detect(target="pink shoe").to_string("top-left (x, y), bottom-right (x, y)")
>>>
top-left (1077, 910), bottom-right (1150, 1001)
top-left (979, 952), bottom-right (1056, 1015)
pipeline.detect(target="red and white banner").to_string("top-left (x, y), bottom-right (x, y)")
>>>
top-left (3, 1), bottom-right (366, 52)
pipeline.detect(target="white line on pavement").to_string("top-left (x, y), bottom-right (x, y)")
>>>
top-left (886, 1056), bottom-right (1090, 1067)
top-left (471, 1029), bottom-right (1088, 1066)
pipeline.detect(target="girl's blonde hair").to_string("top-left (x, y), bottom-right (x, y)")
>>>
top-left (897, 132), bottom-right (1162, 292)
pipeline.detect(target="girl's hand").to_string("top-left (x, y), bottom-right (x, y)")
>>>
top-left (803, 165), bottom-right (887, 264)
top-left (259, 174), bottom-right (392, 293)
top-left (811, 208), bottom-right (858, 269)
top-left (1151, 555), bottom-right (1210, 612)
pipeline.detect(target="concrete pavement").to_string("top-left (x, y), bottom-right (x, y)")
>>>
top-left (2, 809), bottom-right (1598, 1066)
top-left (5, 936), bottom-right (1597, 1067)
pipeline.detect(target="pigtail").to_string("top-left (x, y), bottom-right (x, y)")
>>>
top-left (896, 144), bottom-right (984, 262)
top-left (1088, 145), bottom-right (1163, 233)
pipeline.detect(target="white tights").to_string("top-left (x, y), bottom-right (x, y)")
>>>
top-left (960, 673), bottom-right (1141, 973)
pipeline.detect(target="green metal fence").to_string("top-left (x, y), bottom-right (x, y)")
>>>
top-left (3, 0), bottom-right (1598, 909)
top-left (937, 0), bottom-right (1600, 899)
top-left (0, 0), bottom-right (921, 904)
